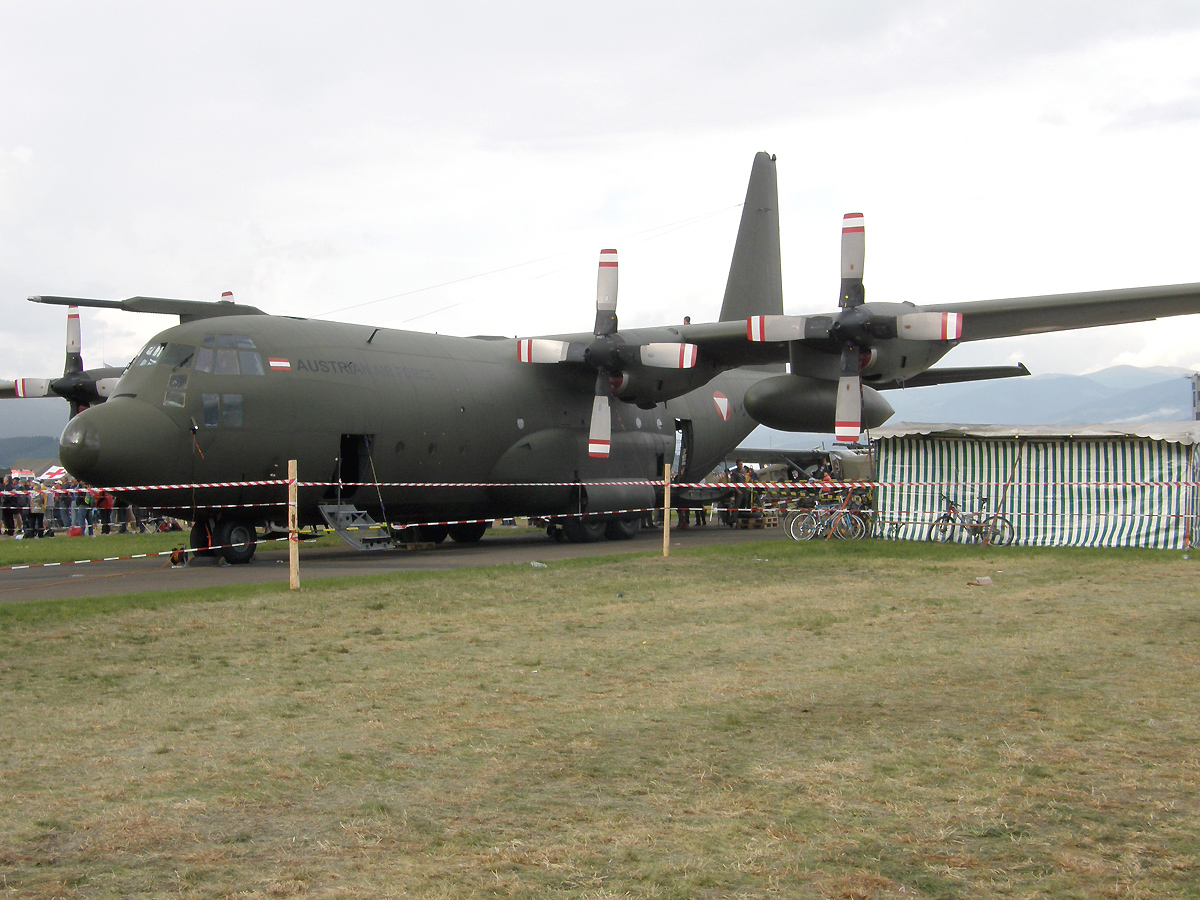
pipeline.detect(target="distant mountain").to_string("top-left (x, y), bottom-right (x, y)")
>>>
top-left (883, 365), bottom-right (1194, 426)
top-left (743, 365), bottom-right (1197, 451)
top-left (0, 435), bottom-right (59, 469)
top-left (0, 398), bottom-right (68, 442)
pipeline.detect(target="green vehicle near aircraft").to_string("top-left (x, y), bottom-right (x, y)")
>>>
top-left (6, 152), bottom-right (1200, 562)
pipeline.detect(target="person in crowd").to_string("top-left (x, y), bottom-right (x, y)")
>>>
top-left (68, 480), bottom-right (85, 531)
top-left (672, 470), bottom-right (689, 529)
top-left (1, 475), bottom-right (18, 537)
top-left (97, 488), bottom-right (115, 534)
top-left (81, 485), bottom-right (97, 535)
top-left (54, 483), bottom-right (71, 528)
top-left (26, 482), bottom-right (46, 538)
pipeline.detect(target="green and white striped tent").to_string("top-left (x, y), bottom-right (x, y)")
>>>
top-left (872, 422), bottom-right (1200, 548)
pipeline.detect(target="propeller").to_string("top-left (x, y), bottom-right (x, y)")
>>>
top-left (518, 249), bottom-right (700, 459)
top-left (1, 306), bottom-right (123, 415)
top-left (746, 213), bottom-right (964, 442)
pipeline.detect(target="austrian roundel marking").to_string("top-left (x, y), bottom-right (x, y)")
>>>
top-left (712, 391), bottom-right (731, 422)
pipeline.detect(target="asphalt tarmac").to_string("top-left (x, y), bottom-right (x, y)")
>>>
top-left (0, 522), bottom-right (788, 603)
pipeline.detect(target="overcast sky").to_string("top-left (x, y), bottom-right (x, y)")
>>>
top-left (4, 1), bottom-right (1200, 415)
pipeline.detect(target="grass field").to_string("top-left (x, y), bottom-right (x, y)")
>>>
top-left (1, 539), bottom-right (1197, 898)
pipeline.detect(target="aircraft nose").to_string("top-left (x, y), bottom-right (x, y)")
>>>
top-left (58, 415), bottom-right (100, 474)
top-left (59, 399), bottom-right (185, 486)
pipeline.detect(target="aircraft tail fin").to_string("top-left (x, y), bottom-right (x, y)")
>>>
top-left (719, 152), bottom-right (783, 322)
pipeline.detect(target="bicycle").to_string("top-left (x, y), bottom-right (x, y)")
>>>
top-left (927, 493), bottom-right (1015, 545)
top-left (787, 491), bottom-right (867, 541)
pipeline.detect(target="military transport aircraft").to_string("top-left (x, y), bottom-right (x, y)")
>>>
top-left (10, 151), bottom-right (1200, 563)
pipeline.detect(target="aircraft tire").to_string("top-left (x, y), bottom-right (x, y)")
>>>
top-left (190, 520), bottom-right (217, 557)
top-left (403, 525), bottom-right (448, 543)
top-left (215, 517), bottom-right (257, 565)
top-left (448, 522), bottom-right (488, 543)
top-left (603, 516), bottom-right (639, 540)
top-left (560, 519), bottom-right (606, 543)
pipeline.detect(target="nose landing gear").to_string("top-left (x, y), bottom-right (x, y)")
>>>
top-left (190, 515), bottom-right (258, 564)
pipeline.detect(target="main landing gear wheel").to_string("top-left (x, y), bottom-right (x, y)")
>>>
top-left (603, 516), bottom-right (640, 540)
top-left (402, 525), bottom-right (448, 543)
top-left (560, 519), bottom-right (607, 543)
top-left (190, 520), bottom-right (216, 557)
top-left (215, 517), bottom-right (258, 565)
top-left (448, 522), bottom-right (488, 543)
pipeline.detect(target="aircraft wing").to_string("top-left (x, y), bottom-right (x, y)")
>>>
top-left (663, 281), bottom-right (1200, 367)
top-left (922, 282), bottom-right (1200, 342)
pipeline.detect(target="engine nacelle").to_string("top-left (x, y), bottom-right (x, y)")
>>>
top-left (744, 374), bottom-right (895, 433)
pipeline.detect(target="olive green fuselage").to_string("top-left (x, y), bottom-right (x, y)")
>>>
top-left (60, 316), bottom-right (764, 527)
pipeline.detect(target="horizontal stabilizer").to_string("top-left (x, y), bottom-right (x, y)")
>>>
top-left (873, 364), bottom-right (1031, 390)
top-left (31, 295), bottom-right (267, 323)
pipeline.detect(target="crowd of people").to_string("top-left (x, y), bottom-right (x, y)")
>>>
top-left (0, 474), bottom-right (146, 538)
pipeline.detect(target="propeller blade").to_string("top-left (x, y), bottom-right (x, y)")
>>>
top-left (588, 374), bottom-right (612, 458)
top-left (639, 342), bottom-right (698, 368)
top-left (833, 344), bottom-right (862, 443)
top-left (14, 378), bottom-right (53, 398)
top-left (746, 314), bottom-right (831, 342)
top-left (839, 212), bottom-right (865, 309)
top-left (895, 311), bottom-right (963, 341)
top-left (517, 338), bottom-right (571, 363)
top-left (64, 306), bottom-right (83, 376)
top-left (594, 248), bottom-right (618, 336)
top-left (834, 377), bottom-right (862, 443)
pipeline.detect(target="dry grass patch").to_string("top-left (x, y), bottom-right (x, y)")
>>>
top-left (0, 540), bottom-right (1198, 897)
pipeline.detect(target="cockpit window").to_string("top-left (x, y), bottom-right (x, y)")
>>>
top-left (131, 343), bottom-right (164, 367)
top-left (161, 343), bottom-right (194, 369)
top-left (194, 334), bottom-right (263, 376)
top-left (132, 342), bottom-right (195, 369)
top-left (215, 334), bottom-right (239, 375)
top-left (239, 349), bottom-right (265, 375)
top-left (195, 335), bottom-right (215, 373)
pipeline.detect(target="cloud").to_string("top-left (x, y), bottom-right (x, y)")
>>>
top-left (4, 1), bottom-right (1200, 390)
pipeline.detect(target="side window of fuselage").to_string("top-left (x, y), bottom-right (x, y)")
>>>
top-left (200, 392), bottom-right (243, 428)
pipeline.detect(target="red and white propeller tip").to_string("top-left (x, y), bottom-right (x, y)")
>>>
top-left (897, 312), bottom-right (962, 341)
top-left (639, 343), bottom-right (698, 369)
top-left (597, 249), bottom-right (617, 310)
top-left (834, 385), bottom-right (862, 443)
top-left (841, 213), bottom-right (864, 276)
top-left (517, 339), bottom-right (570, 363)
top-left (588, 391), bottom-right (611, 458)
top-left (13, 378), bottom-right (53, 398)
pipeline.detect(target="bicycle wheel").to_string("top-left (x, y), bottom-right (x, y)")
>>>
top-left (927, 514), bottom-right (956, 542)
top-left (783, 511), bottom-right (804, 541)
top-left (853, 510), bottom-right (874, 538)
top-left (788, 511), bottom-right (819, 541)
top-left (983, 514), bottom-right (1015, 546)
top-left (832, 510), bottom-right (865, 540)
